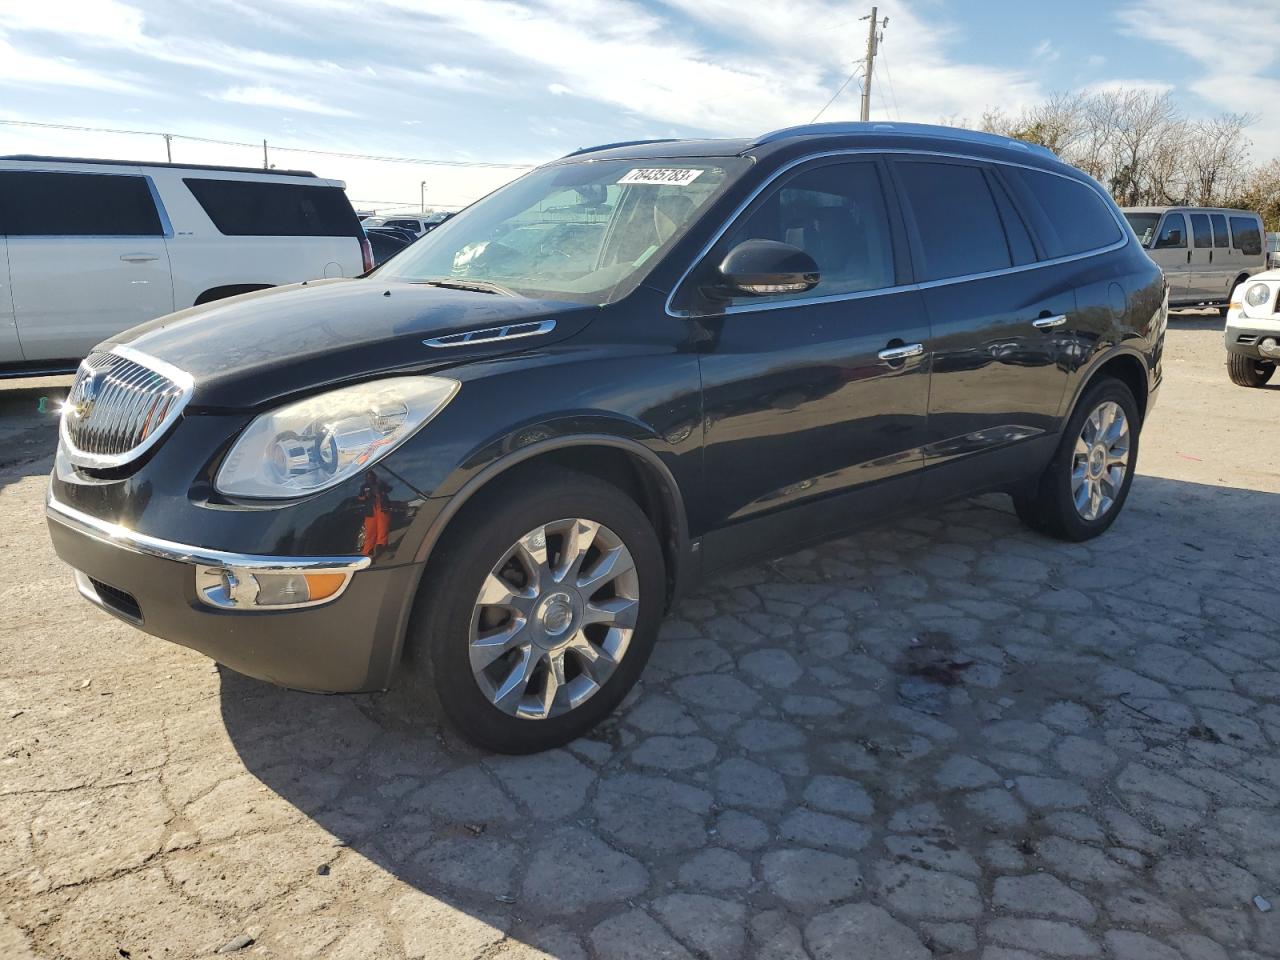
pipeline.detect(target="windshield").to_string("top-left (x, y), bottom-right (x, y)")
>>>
top-left (379, 158), bottom-right (749, 304)
top-left (1124, 212), bottom-right (1160, 248)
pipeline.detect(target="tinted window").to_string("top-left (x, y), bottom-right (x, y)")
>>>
top-left (1189, 213), bottom-right (1212, 249)
top-left (1210, 213), bottom-right (1229, 249)
top-left (1154, 214), bottom-right (1186, 249)
top-left (1230, 216), bottom-right (1262, 256)
top-left (721, 161), bottom-right (895, 300)
top-left (386, 219), bottom-right (420, 230)
top-left (1004, 168), bottom-right (1122, 258)
top-left (895, 161), bottom-right (1010, 280)
top-left (0, 170), bottom-right (163, 237)
top-left (184, 179), bottom-right (360, 237)
top-left (1124, 212), bottom-right (1160, 247)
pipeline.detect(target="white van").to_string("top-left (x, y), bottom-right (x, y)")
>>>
top-left (0, 156), bottom-right (371, 373)
top-left (1122, 206), bottom-right (1266, 313)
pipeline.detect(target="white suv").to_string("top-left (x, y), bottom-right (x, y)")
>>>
top-left (1225, 271), bottom-right (1280, 387)
top-left (0, 156), bottom-right (371, 373)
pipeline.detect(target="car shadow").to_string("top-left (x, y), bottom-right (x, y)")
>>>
top-left (216, 473), bottom-right (1280, 953)
top-left (0, 380), bottom-right (68, 492)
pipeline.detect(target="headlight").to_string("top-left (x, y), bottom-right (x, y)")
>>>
top-left (215, 376), bottom-right (459, 498)
top-left (1245, 283), bottom-right (1272, 308)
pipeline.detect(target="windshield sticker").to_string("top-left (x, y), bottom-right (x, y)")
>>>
top-left (618, 168), bottom-right (704, 187)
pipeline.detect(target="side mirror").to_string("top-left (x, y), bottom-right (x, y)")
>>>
top-left (712, 239), bottom-right (820, 299)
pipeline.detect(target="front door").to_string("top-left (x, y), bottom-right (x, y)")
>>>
top-left (674, 157), bottom-right (932, 569)
top-left (0, 169), bottom-right (174, 363)
top-left (1187, 212), bottom-right (1217, 302)
top-left (1150, 212), bottom-right (1191, 303)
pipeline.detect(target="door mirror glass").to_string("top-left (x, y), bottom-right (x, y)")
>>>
top-left (713, 239), bottom-right (820, 298)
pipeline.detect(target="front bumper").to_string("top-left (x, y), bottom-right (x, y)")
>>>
top-left (1225, 312), bottom-right (1280, 361)
top-left (46, 492), bottom-right (422, 693)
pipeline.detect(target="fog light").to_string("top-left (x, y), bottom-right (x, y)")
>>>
top-left (195, 564), bottom-right (355, 610)
top-left (1260, 338), bottom-right (1280, 359)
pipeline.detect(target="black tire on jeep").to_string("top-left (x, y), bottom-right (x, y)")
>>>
top-left (1226, 352), bottom-right (1276, 388)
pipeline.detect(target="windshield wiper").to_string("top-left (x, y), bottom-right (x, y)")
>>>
top-left (420, 278), bottom-right (520, 297)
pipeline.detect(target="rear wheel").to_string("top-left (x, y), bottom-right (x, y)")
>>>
top-left (406, 467), bottom-right (664, 753)
top-left (1226, 352), bottom-right (1275, 388)
top-left (1014, 378), bottom-right (1140, 542)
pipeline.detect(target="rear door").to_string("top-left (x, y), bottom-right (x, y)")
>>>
top-left (1150, 212), bottom-right (1191, 302)
top-left (1209, 212), bottom-right (1234, 298)
top-left (891, 156), bottom-right (1078, 497)
top-left (1, 169), bottom-right (174, 362)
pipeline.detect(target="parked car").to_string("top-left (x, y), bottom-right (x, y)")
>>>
top-left (365, 229), bottom-right (409, 266)
top-left (1122, 205), bottom-right (1265, 314)
top-left (1223, 269), bottom-right (1280, 386)
top-left (0, 156), bottom-right (371, 374)
top-left (363, 215), bottom-right (435, 237)
top-left (366, 225), bottom-right (419, 245)
top-left (46, 122), bottom-right (1165, 753)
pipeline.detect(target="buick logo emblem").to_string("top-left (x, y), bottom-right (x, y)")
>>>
top-left (73, 371), bottom-right (105, 421)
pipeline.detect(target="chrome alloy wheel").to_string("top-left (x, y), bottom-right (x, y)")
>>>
top-left (468, 518), bottom-right (640, 720)
top-left (1071, 400), bottom-right (1131, 521)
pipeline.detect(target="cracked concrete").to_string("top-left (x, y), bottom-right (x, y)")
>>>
top-left (1, 316), bottom-right (1278, 959)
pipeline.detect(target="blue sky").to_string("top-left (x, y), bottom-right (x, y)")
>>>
top-left (1, 0), bottom-right (1276, 212)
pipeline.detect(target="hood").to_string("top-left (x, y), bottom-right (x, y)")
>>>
top-left (110, 278), bottom-right (594, 409)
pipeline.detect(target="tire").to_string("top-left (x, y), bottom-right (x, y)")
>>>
top-left (1013, 378), bottom-right (1141, 542)
top-left (406, 466), bottom-right (665, 753)
top-left (1226, 352), bottom-right (1276, 388)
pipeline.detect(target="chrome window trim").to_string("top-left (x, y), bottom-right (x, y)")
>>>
top-left (60, 345), bottom-right (195, 470)
top-left (424, 318), bottom-right (556, 348)
top-left (0, 168), bottom-right (173, 239)
top-left (664, 147), bottom-right (1130, 319)
top-left (47, 490), bottom-right (372, 573)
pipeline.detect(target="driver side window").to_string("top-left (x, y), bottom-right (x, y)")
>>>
top-left (1154, 213), bottom-right (1186, 249)
top-left (719, 160), bottom-right (896, 303)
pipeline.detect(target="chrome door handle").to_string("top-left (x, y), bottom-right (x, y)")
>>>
top-left (120, 253), bottom-right (159, 263)
top-left (1032, 314), bottom-right (1067, 329)
top-left (877, 343), bottom-right (924, 361)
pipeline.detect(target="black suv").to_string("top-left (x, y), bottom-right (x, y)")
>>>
top-left (47, 123), bottom-right (1165, 753)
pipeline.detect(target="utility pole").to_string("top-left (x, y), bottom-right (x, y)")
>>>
top-left (420, 180), bottom-right (427, 214)
top-left (263, 139), bottom-right (269, 170)
top-left (163, 133), bottom-right (172, 163)
top-left (859, 7), bottom-right (888, 122)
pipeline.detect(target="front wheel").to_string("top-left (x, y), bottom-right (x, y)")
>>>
top-left (1014, 378), bottom-right (1140, 542)
top-left (407, 466), bottom-right (665, 753)
top-left (1226, 352), bottom-right (1276, 388)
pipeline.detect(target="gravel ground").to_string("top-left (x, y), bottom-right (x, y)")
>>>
top-left (1, 317), bottom-right (1278, 960)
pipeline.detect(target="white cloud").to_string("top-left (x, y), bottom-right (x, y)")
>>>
top-left (1117, 0), bottom-right (1280, 159)
top-left (548, 83), bottom-right (571, 96)
top-left (1032, 39), bottom-right (1059, 63)
top-left (209, 85), bottom-right (356, 117)
top-left (0, 36), bottom-right (149, 94)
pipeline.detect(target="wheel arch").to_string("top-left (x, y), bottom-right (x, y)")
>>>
top-left (193, 283), bottom-right (275, 306)
top-left (1066, 346), bottom-right (1151, 426)
top-left (412, 435), bottom-right (693, 611)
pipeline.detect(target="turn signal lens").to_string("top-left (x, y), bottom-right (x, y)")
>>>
top-left (302, 573), bottom-right (348, 601)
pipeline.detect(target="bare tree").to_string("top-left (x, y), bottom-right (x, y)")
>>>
top-left (1183, 113), bottom-right (1254, 206)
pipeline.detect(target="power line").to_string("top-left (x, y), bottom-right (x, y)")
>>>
top-left (0, 118), bottom-right (536, 170)
top-left (879, 43), bottom-right (902, 121)
top-left (811, 65), bottom-right (864, 124)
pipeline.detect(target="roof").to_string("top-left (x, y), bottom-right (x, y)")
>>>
top-left (1121, 205), bottom-right (1260, 216)
top-left (558, 121), bottom-right (1060, 166)
top-left (0, 155), bottom-right (318, 178)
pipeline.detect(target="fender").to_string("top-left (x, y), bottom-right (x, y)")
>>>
top-left (1060, 341), bottom-right (1153, 424)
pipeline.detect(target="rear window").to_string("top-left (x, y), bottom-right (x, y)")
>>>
top-left (0, 170), bottom-right (163, 237)
top-left (1189, 213), bottom-right (1212, 249)
top-left (894, 161), bottom-right (1011, 281)
top-left (1229, 216), bottom-right (1262, 256)
top-left (1210, 213), bottom-right (1229, 249)
top-left (183, 178), bottom-right (359, 237)
top-left (1004, 168), bottom-right (1121, 259)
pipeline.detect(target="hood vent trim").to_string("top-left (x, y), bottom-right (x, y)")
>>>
top-left (424, 319), bottom-right (556, 349)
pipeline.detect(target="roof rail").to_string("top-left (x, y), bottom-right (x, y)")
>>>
top-left (0, 155), bottom-right (319, 177)
top-left (560, 138), bottom-right (680, 159)
top-left (752, 122), bottom-right (1057, 158)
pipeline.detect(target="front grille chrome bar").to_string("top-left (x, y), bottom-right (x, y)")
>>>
top-left (60, 345), bottom-right (194, 469)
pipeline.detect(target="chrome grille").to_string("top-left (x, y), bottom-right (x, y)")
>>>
top-left (61, 348), bottom-right (193, 469)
